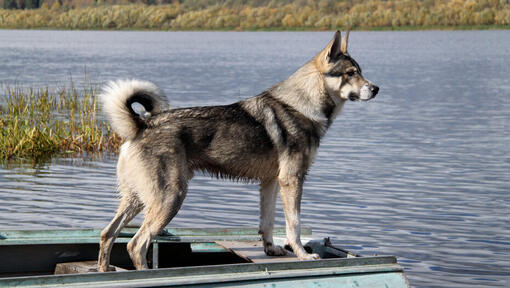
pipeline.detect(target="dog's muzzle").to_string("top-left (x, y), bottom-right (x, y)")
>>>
top-left (354, 83), bottom-right (379, 101)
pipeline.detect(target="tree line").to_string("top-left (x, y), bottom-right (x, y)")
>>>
top-left (1, 0), bottom-right (509, 30)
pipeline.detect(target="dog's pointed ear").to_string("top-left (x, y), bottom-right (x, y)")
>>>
top-left (340, 29), bottom-right (350, 54)
top-left (327, 30), bottom-right (342, 62)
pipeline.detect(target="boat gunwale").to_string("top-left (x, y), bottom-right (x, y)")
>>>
top-left (0, 256), bottom-right (402, 287)
top-left (0, 227), bottom-right (311, 246)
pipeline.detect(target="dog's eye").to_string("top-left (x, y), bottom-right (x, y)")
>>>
top-left (346, 70), bottom-right (356, 77)
top-left (326, 71), bottom-right (342, 77)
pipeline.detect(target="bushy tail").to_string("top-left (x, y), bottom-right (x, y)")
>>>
top-left (101, 79), bottom-right (168, 140)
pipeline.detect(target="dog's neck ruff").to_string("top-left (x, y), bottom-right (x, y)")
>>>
top-left (271, 61), bottom-right (332, 133)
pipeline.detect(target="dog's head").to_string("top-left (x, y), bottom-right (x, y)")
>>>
top-left (317, 30), bottom-right (379, 102)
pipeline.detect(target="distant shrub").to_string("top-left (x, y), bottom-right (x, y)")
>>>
top-left (0, 0), bottom-right (510, 30)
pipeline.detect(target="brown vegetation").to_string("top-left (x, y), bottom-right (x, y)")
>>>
top-left (0, 0), bottom-right (509, 30)
top-left (0, 86), bottom-right (121, 162)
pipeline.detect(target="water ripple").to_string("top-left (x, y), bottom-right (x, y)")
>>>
top-left (1, 30), bottom-right (510, 288)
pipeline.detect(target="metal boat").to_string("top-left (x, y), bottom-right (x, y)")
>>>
top-left (0, 227), bottom-right (410, 287)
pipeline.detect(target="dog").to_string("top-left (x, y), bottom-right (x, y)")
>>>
top-left (97, 30), bottom-right (379, 271)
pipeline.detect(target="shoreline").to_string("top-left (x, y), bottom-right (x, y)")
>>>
top-left (2, 0), bottom-right (509, 32)
top-left (0, 25), bottom-right (509, 32)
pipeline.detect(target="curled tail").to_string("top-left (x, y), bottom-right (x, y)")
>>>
top-left (101, 79), bottom-right (168, 140)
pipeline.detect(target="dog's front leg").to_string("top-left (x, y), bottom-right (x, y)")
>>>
top-left (259, 178), bottom-right (287, 256)
top-left (278, 173), bottom-right (320, 260)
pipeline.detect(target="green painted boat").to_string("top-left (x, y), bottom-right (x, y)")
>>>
top-left (0, 227), bottom-right (410, 287)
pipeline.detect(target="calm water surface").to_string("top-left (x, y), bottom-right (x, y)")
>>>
top-left (0, 30), bottom-right (509, 287)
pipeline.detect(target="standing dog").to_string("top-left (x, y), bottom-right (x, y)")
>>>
top-left (98, 30), bottom-right (379, 271)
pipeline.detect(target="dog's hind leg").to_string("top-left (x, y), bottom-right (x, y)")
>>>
top-left (127, 159), bottom-right (189, 270)
top-left (259, 178), bottom-right (287, 256)
top-left (127, 192), bottom-right (187, 269)
top-left (278, 168), bottom-right (320, 261)
top-left (98, 187), bottom-right (143, 272)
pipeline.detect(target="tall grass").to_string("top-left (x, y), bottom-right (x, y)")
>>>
top-left (1, 1), bottom-right (510, 31)
top-left (0, 85), bottom-right (121, 162)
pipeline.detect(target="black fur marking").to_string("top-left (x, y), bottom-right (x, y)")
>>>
top-left (126, 92), bottom-right (155, 113)
top-left (126, 92), bottom-right (156, 130)
top-left (348, 92), bottom-right (359, 101)
top-left (350, 56), bottom-right (362, 75)
top-left (339, 75), bottom-right (349, 90)
top-left (259, 91), bottom-right (321, 154)
top-left (156, 155), bottom-right (169, 191)
top-left (322, 95), bottom-right (337, 127)
top-left (147, 103), bottom-right (276, 183)
top-left (272, 106), bottom-right (288, 145)
top-left (324, 54), bottom-right (363, 77)
top-left (258, 92), bottom-right (289, 146)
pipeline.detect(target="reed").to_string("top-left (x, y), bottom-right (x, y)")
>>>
top-left (1, 1), bottom-right (509, 31)
top-left (0, 85), bottom-right (121, 162)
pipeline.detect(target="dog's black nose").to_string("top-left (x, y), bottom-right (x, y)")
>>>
top-left (371, 85), bottom-right (379, 96)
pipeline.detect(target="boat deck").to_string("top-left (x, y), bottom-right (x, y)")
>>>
top-left (0, 227), bottom-right (410, 287)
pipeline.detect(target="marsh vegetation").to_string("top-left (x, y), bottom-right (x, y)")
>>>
top-left (0, 85), bottom-right (121, 162)
top-left (0, 0), bottom-right (509, 30)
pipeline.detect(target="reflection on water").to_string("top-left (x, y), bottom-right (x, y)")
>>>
top-left (1, 30), bottom-right (510, 288)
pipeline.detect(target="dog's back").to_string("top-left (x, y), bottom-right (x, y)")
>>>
top-left (135, 102), bottom-right (280, 182)
top-left (98, 31), bottom-right (379, 271)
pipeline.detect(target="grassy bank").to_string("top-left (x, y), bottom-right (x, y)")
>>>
top-left (1, 0), bottom-right (510, 31)
top-left (0, 85), bottom-right (121, 162)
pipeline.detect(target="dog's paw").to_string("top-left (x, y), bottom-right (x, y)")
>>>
top-left (298, 253), bottom-right (320, 260)
top-left (95, 265), bottom-right (116, 272)
top-left (264, 244), bottom-right (288, 256)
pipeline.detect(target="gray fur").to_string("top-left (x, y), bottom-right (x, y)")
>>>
top-left (101, 79), bottom-right (168, 140)
top-left (98, 31), bottom-right (379, 271)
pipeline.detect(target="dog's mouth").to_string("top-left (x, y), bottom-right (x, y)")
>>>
top-left (349, 83), bottom-right (379, 102)
top-left (348, 93), bottom-right (359, 101)
top-left (348, 91), bottom-right (378, 102)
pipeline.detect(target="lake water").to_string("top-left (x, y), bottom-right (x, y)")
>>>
top-left (1, 30), bottom-right (509, 287)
